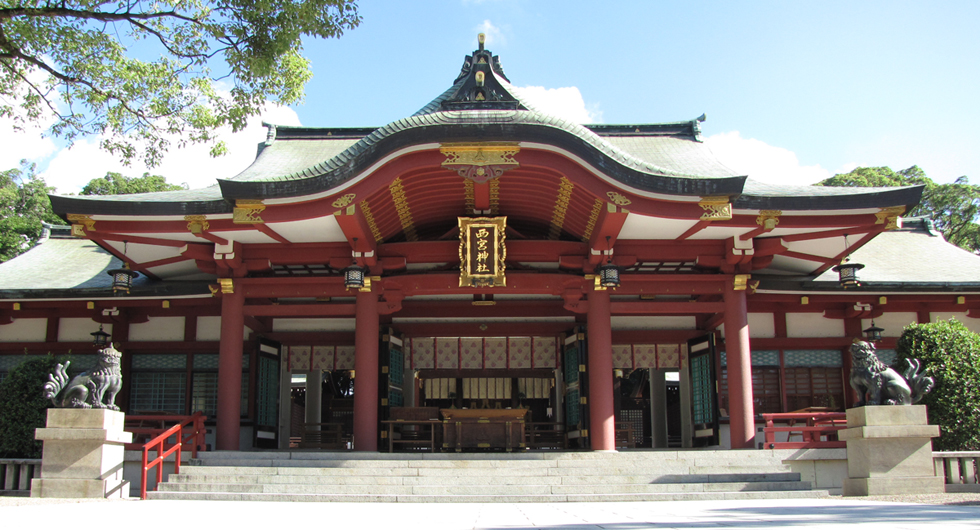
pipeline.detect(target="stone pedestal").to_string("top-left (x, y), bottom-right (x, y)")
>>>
top-left (839, 405), bottom-right (944, 496)
top-left (31, 409), bottom-right (132, 498)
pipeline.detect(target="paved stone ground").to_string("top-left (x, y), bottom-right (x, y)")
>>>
top-left (2, 494), bottom-right (980, 530)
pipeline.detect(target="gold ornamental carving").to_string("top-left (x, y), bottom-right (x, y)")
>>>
top-left (699, 196), bottom-right (733, 221)
top-left (67, 214), bottom-right (95, 235)
top-left (185, 215), bottom-right (209, 234)
top-left (233, 200), bottom-right (265, 224)
top-left (606, 191), bottom-right (631, 206)
top-left (359, 200), bottom-right (383, 243)
top-left (756, 210), bottom-right (781, 230)
top-left (332, 193), bottom-right (356, 209)
top-left (441, 142), bottom-right (520, 183)
top-left (459, 216), bottom-right (507, 287)
top-left (876, 206), bottom-right (905, 230)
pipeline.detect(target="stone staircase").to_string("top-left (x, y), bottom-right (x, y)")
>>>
top-left (148, 450), bottom-right (830, 502)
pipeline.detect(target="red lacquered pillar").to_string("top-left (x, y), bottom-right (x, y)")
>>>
top-left (724, 281), bottom-right (755, 449)
top-left (216, 281), bottom-right (244, 450)
top-left (587, 287), bottom-right (616, 451)
top-left (353, 289), bottom-right (380, 451)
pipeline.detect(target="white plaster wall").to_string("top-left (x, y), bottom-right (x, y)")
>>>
top-left (273, 318), bottom-right (356, 332)
top-left (58, 318), bottom-right (111, 342)
top-left (197, 316), bottom-right (222, 341)
top-left (611, 316), bottom-right (696, 330)
top-left (0, 318), bottom-right (47, 342)
top-left (748, 313), bottom-right (776, 339)
top-left (930, 312), bottom-right (980, 334)
top-left (861, 312), bottom-right (918, 337)
top-left (786, 313), bottom-right (844, 338)
top-left (129, 316), bottom-right (184, 341)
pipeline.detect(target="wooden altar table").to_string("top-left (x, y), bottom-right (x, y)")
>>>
top-left (441, 408), bottom-right (527, 452)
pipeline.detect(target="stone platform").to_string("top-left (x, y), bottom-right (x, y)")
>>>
top-left (31, 409), bottom-right (131, 499)
top-left (839, 405), bottom-right (944, 496)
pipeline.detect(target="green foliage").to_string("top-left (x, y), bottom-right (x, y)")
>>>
top-left (81, 172), bottom-right (186, 196)
top-left (817, 166), bottom-right (980, 253)
top-left (0, 163), bottom-right (61, 263)
top-left (0, 0), bottom-right (361, 167)
top-left (0, 355), bottom-right (62, 458)
top-left (896, 319), bottom-right (980, 451)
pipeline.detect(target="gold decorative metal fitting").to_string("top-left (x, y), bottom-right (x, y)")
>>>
top-left (67, 214), bottom-right (95, 234)
top-left (581, 198), bottom-right (604, 242)
top-left (389, 177), bottom-right (417, 241)
top-left (208, 284), bottom-right (219, 297)
top-left (548, 177), bottom-right (574, 240)
top-left (875, 206), bottom-right (905, 230)
top-left (756, 210), bottom-right (781, 230)
top-left (733, 274), bottom-right (751, 291)
top-left (185, 215), bottom-right (209, 234)
top-left (332, 193), bottom-right (356, 209)
top-left (606, 191), bottom-right (631, 206)
top-left (699, 197), bottom-right (733, 221)
top-left (359, 200), bottom-right (383, 243)
top-left (441, 142), bottom-right (520, 183)
top-left (475, 71), bottom-right (485, 87)
top-left (358, 276), bottom-right (374, 293)
top-left (218, 278), bottom-right (234, 294)
top-left (233, 200), bottom-right (265, 224)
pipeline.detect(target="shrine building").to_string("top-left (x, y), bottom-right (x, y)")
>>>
top-left (2, 35), bottom-right (980, 453)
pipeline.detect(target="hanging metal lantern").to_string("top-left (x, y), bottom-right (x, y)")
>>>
top-left (343, 262), bottom-right (367, 290)
top-left (107, 264), bottom-right (139, 296)
top-left (596, 261), bottom-right (621, 288)
top-left (832, 260), bottom-right (864, 289)
top-left (864, 321), bottom-right (884, 342)
top-left (91, 325), bottom-right (111, 347)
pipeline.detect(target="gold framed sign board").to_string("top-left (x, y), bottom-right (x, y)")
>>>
top-left (459, 217), bottom-right (507, 287)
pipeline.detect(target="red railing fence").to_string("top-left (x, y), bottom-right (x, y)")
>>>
top-left (133, 412), bottom-right (207, 500)
top-left (761, 411), bottom-right (846, 449)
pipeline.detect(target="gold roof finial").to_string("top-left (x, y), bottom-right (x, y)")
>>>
top-left (478, 33), bottom-right (486, 51)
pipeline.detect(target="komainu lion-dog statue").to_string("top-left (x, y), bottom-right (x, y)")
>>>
top-left (42, 345), bottom-right (123, 410)
top-left (849, 340), bottom-right (934, 406)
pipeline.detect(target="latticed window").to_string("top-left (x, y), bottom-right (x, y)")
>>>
top-left (719, 367), bottom-right (782, 415)
top-left (191, 372), bottom-right (249, 417)
top-left (784, 367), bottom-right (844, 411)
top-left (130, 372), bottom-right (186, 414)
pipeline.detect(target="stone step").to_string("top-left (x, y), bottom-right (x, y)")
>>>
top-left (147, 489), bottom-right (829, 503)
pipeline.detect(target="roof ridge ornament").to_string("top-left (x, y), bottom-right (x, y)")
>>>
top-left (443, 33), bottom-right (524, 111)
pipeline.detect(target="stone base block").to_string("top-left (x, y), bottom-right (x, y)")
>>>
top-left (843, 476), bottom-right (945, 496)
top-left (33, 409), bottom-right (132, 498)
top-left (31, 477), bottom-right (130, 499)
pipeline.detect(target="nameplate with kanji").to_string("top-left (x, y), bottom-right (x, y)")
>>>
top-left (459, 217), bottom-right (507, 287)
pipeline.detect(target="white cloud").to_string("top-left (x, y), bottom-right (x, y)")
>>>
top-left (515, 86), bottom-right (600, 124)
top-left (38, 104), bottom-right (301, 195)
top-left (474, 20), bottom-right (506, 47)
top-left (704, 131), bottom-right (832, 186)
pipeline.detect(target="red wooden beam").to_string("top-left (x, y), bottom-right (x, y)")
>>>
top-left (243, 304), bottom-right (356, 317)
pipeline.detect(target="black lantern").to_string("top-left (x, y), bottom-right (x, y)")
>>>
top-left (107, 264), bottom-right (139, 296)
top-left (864, 320), bottom-right (884, 343)
top-left (343, 238), bottom-right (368, 290)
top-left (107, 241), bottom-right (139, 296)
top-left (596, 236), bottom-right (620, 288)
top-left (91, 325), bottom-right (111, 347)
top-left (832, 260), bottom-right (865, 289)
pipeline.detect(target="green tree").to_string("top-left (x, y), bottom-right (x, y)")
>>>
top-left (81, 172), bottom-right (186, 196)
top-left (0, 0), bottom-right (360, 167)
top-left (0, 355), bottom-right (62, 458)
top-left (0, 163), bottom-right (61, 263)
top-left (896, 319), bottom-right (980, 451)
top-left (817, 166), bottom-right (980, 253)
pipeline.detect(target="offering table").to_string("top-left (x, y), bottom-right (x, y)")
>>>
top-left (441, 408), bottom-right (527, 452)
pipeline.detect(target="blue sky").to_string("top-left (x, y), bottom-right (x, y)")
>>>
top-left (5, 1), bottom-right (979, 193)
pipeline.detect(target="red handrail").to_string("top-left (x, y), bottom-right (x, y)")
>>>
top-left (761, 412), bottom-right (846, 449)
top-left (126, 413), bottom-right (207, 456)
top-left (139, 412), bottom-right (207, 500)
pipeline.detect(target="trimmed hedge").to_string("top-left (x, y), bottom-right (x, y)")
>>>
top-left (0, 355), bottom-right (63, 458)
top-left (896, 319), bottom-right (980, 451)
